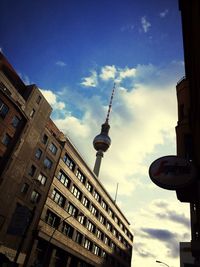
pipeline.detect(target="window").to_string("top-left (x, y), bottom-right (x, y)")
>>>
top-left (101, 200), bottom-right (108, 210)
top-left (57, 170), bottom-right (71, 188)
top-left (123, 239), bottom-right (127, 247)
top-left (102, 251), bottom-right (107, 259)
top-left (30, 108), bottom-right (35, 118)
top-left (114, 216), bottom-right (119, 224)
top-left (49, 143), bottom-right (58, 155)
top-left (84, 239), bottom-right (92, 251)
top-left (37, 173), bottom-right (47, 185)
top-left (44, 158), bottom-right (53, 169)
top-left (99, 214), bottom-right (105, 225)
top-left (75, 231), bottom-right (83, 244)
top-left (118, 234), bottom-right (122, 242)
top-left (21, 183), bottom-right (29, 194)
top-left (29, 165), bottom-right (36, 177)
top-left (42, 134), bottom-right (48, 144)
top-left (106, 222), bottom-right (112, 231)
top-left (111, 242), bottom-right (116, 251)
top-left (93, 244), bottom-right (101, 256)
top-left (71, 185), bottom-right (82, 200)
top-left (62, 222), bottom-right (74, 238)
top-left (86, 220), bottom-right (95, 233)
top-left (90, 205), bottom-right (98, 217)
top-left (82, 197), bottom-right (90, 208)
top-left (108, 208), bottom-right (114, 218)
top-left (30, 190), bottom-right (40, 203)
top-left (2, 133), bottom-right (11, 146)
top-left (36, 95), bottom-right (42, 104)
top-left (63, 153), bottom-right (75, 171)
top-left (45, 209), bottom-right (60, 228)
top-left (11, 116), bottom-right (20, 128)
top-left (67, 202), bottom-right (78, 217)
top-left (0, 99), bottom-right (9, 119)
top-left (78, 214), bottom-right (85, 225)
top-left (104, 235), bottom-right (110, 246)
top-left (75, 169), bottom-right (86, 184)
top-left (51, 189), bottom-right (66, 208)
top-left (96, 229), bottom-right (103, 240)
top-left (35, 148), bottom-right (42, 159)
top-left (113, 228), bottom-right (117, 236)
top-left (86, 182), bottom-right (93, 193)
top-left (93, 190), bottom-right (101, 202)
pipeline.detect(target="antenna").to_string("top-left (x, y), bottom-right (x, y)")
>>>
top-left (106, 83), bottom-right (116, 123)
top-left (114, 182), bottom-right (119, 203)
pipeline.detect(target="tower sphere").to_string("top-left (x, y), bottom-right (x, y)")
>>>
top-left (93, 133), bottom-right (111, 152)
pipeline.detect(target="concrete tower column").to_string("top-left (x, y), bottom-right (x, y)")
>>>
top-left (93, 150), bottom-right (104, 177)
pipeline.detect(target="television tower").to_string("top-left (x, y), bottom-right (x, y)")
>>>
top-left (93, 84), bottom-right (115, 177)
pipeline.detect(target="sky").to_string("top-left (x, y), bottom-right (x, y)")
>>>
top-left (0, 1), bottom-right (191, 266)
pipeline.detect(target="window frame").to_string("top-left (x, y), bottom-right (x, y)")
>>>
top-left (57, 170), bottom-right (71, 188)
top-left (71, 185), bottom-right (82, 200)
top-left (63, 153), bottom-right (75, 171)
top-left (2, 133), bottom-right (12, 146)
top-left (30, 190), bottom-right (40, 203)
top-left (0, 99), bottom-right (9, 119)
top-left (37, 173), bottom-right (47, 185)
top-left (51, 188), bottom-right (66, 208)
top-left (49, 143), bottom-right (58, 155)
top-left (44, 157), bottom-right (53, 169)
top-left (35, 148), bottom-right (42, 159)
top-left (11, 115), bottom-right (20, 128)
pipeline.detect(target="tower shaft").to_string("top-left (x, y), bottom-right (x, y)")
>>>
top-left (93, 151), bottom-right (104, 177)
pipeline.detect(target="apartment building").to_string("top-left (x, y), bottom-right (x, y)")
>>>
top-left (27, 136), bottom-right (133, 267)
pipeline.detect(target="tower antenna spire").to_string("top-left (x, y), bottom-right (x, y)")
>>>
top-left (106, 83), bottom-right (115, 123)
top-left (93, 83), bottom-right (116, 177)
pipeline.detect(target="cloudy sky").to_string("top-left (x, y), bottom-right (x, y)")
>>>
top-left (1, 0), bottom-right (191, 266)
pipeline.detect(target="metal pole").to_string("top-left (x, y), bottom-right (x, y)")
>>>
top-left (114, 183), bottom-right (119, 203)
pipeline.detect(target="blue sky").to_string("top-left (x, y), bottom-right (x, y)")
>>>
top-left (1, 1), bottom-right (190, 267)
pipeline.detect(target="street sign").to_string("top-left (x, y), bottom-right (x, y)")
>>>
top-left (149, 155), bottom-right (195, 190)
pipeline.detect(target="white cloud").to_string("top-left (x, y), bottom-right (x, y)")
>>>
top-left (40, 89), bottom-right (65, 110)
top-left (141, 16), bottom-right (151, 33)
top-left (100, 65), bottom-right (117, 81)
top-left (81, 70), bottom-right (98, 87)
top-left (82, 66), bottom-right (137, 85)
top-left (56, 60), bottom-right (67, 67)
top-left (160, 9), bottom-right (169, 18)
top-left (0, 47), bottom-right (3, 52)
top-left (132, 199), bottom-right (190, 267)
top-left (118, 67), bottom-right (137, 80)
